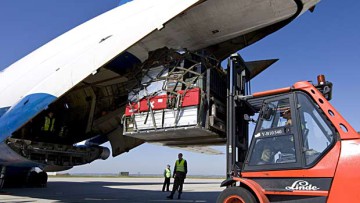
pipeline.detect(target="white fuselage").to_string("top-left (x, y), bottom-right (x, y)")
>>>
top-left (0, 0), bottom-right (318, 109)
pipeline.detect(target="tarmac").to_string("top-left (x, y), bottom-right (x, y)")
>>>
top-left (0, 177), bottom-right (223, 203)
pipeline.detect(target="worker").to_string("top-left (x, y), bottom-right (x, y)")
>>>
top-left (167, 153), bottom-right (187, 200)
top-left (41, 111), bottom-right (56, 140)
top-left (258, 144), bottom-right (274, 164)
top-left (283, 109), bottom-right (292, 125)
top-left (162, 164), bottom-right (171, 192)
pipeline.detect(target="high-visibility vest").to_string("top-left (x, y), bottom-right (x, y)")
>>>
top-left (175, 159), bottom-right (186, 172)
top-left (165, 168), bottom-right (171, 178)
top-left (43, 117), bottom-right (55, 132)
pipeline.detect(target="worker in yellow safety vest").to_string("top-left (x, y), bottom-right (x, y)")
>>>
top-left (167, 153), bottom-right (187, 200)
top-left (41, 111), bottom-right (56, 139)
top-left (162, 164), bottom-right (171, 192)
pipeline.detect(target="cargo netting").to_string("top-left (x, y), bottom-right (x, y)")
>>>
top-left (123, 47), bottom-right (226, 133)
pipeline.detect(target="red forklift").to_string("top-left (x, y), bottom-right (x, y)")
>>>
top-left (217, 54), bottom-right (360, 203)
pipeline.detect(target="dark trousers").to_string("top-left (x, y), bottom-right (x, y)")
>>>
top-left (162, 177), bottom-right (170, 191)
top-left (170, 172), bottom-right (185, 196)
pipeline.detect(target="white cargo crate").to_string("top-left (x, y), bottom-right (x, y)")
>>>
top-left (163, 107), bottom-right (198, 128)
top-left (133, 110), bottom-right (163, 131)
top-left (126, 106), bottom-right (199, 132)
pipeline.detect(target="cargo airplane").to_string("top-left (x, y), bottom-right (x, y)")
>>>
top-left (0, 0), bottom-right (319, 187)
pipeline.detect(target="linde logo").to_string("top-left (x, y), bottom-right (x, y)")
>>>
top-left (285, 180), bottom-right (320, 191)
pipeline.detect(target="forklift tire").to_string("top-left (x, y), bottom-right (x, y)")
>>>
top-left (217, 187), bottom-right (256, 203)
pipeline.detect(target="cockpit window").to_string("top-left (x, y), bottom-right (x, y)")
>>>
top-left (249, 134), bottom-right (296, 165)
top-left (0, 107), bottom-right (10, 118)
top-left (247, 96), bottom-right (297, 168)
top-left (260, 98), bottom-right (292, 130)
top-left (245, 92), bottom-right (336, 171)
top-left (297, 93), bottom-right (335, 166)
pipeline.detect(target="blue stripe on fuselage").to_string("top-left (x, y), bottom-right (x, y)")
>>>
top-left (0, 93), bottom-right (57, 142)
top-left (0, 106), bottom-right (10, 118)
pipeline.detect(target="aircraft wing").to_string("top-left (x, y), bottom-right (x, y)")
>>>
top-left (151, 142), bottom-right (224, 155)
top-left (169, 146), bottom-right (224, 155)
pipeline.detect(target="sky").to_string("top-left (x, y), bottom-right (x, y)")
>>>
top-left (0, 0), bottom-right (360, 176)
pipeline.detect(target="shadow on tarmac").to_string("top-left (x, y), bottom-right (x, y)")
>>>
top-left (1, 180), bottom-right (221, 203)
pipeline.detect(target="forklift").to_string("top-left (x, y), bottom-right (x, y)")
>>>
top-left (217, 54), bottom-right (360, 203)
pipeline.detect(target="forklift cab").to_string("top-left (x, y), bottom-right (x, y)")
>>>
top-left (244, 91), bottom-right (336, 171)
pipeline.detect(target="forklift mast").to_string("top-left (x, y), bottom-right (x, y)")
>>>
top-left (226, 53), bottom-right (255, 177)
